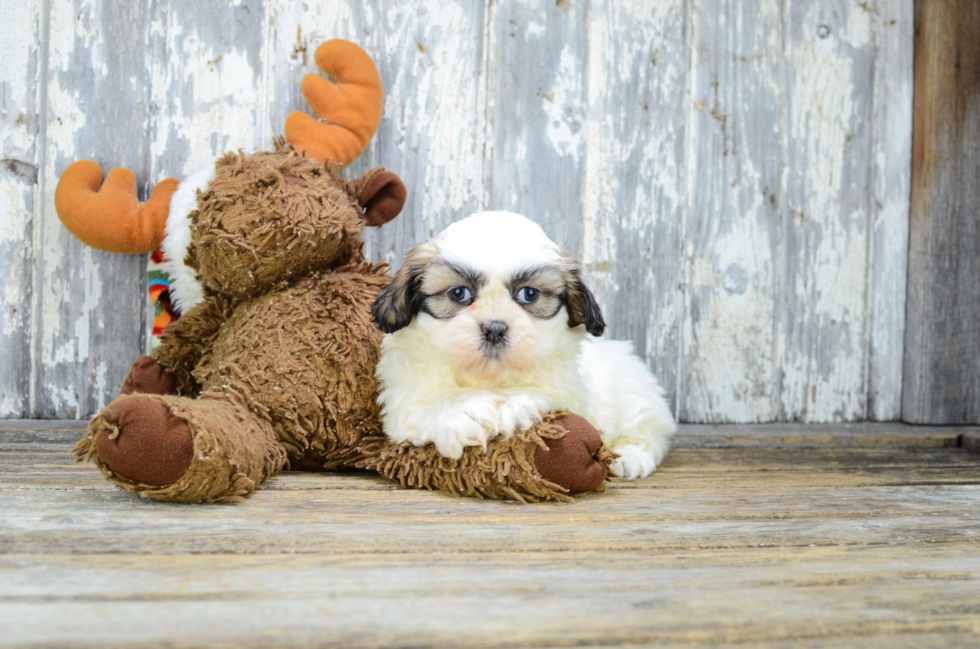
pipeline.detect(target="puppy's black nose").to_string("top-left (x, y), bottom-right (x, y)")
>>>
top-left (481, 321), bottom-right (508, 345)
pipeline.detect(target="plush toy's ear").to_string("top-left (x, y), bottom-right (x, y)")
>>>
top-left (355, 168), bottom-right (407, 227)
top-left (371, 242), bottom-right (435, 333)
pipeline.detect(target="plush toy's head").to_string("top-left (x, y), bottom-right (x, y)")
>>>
top-left (54, 39), bottom-right (405, 309)
top-left (186, 145), bottom-right (404, 301)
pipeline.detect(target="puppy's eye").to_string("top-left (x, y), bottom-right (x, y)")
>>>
top-left (516, 287), bottom-right (539, 304)
top-left (449, 286), bottom-right (472, 303)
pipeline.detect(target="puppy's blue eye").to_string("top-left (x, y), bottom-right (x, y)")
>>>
top-left (516, 287), bottom-right (539, 304)
top-left (449, 286), bottom-right (472, 303)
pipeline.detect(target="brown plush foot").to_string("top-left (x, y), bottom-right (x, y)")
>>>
top-left (94, 395), bottom-right (193, 486)
top-left (534, 414), bottom-right (609, 494)
top-left (120, 355), bottom-right (179, 396)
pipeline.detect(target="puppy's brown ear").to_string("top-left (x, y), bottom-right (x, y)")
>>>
top-left (352, 168), bottom-right (406, 227)
top-left (563, 255), bottom-right (605, 336)
top-left (372, 242), bottom-right (435, 334)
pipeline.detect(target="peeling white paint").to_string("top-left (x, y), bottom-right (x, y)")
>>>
top-left (149, 15), bottom-right (261, 176)
top-left (0, 0), bottom-right (40, 152)
top-left (0, 176), bottom-right (31, 244)
top-left (583, 0), bottom-right (686, 410)
top-left (403, 0), bottom-right (487, 224)
top-left (778, 0), bottom-right (873, 422)
top-left (868, 0), bottom-right (913, 421)
top-left (681, 0), bottom-right (783, 423)
top-left (0, 0), bottom-right (41, 417)
top-left (542, 46), bottom-right (583, 159)
top-left (1, 0), bottom-right (915, 422)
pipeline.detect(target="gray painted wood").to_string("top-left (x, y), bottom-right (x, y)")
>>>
top-left (33, 0), bottom-right (153, 418)
top-left (868, 0), bottom-right (913, 421)
top-left (485, 0), bottom-right (587, 249)
top-left (580, 0), bottom-right (688, 412)
top-left (779, 0), bottom-right (877, 422)
top-left (146, 0), bottom-right (270, 178)
top-left (0, 0), bottom-right (925, 423)
top-left (682, 0), bottom-right (910, 423)
top-left (681, 0), bottom-right (785, 422)
top-left (0, 0), bottom-right (42, 418)
top-left (903, 0), bottom-right (980, 424)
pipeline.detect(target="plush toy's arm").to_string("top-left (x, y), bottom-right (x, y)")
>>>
top-left (356, 412), bottom-right (615, 503)
top-left (151, 293), bottom-right (235, 395)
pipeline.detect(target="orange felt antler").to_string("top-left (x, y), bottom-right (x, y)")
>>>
top-left (54, 161), bottom-right (180, 254)
top-left (284, 39), bottom-right (384, 168)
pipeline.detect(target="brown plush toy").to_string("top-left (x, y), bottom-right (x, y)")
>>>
top-left (56, 39), bottom-right (614, 503)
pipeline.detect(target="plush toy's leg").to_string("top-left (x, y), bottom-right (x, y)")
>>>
top-left (74, 394), bottom-right (287, 503)
top-left (120, 356), bottom-right (180, 396)
top-left (357, 412), bottom-right (616, 503)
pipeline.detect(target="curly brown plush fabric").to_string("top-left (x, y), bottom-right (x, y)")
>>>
top-left (358, 411), bottom-right (615, 503)
top-left (73, 145), bottom-right (613, 503)
top-left (192, 143), bottom-right (367, 301)
top-left (151, 294), bottom-right (236, 395)
top-left (193, 268), bottom-right (389, 467)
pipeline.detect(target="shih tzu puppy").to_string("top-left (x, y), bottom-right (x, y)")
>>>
top-left (370, 211), bottom-right (676, 479)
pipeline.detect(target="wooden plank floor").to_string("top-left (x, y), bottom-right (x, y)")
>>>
top-left (2, 421), bottom-right (980, 648)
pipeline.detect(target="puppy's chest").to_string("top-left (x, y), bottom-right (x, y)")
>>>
top-left (457, 372), bottom-right (590, 414)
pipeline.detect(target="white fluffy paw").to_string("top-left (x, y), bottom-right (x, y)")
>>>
top-left (387, 393), bottom-right (550, 460)
top-left (432, 393), bottom-right (548, 458)
top-left (496, 394), bottom-right (547, 436)
top-left (425, 393), bottom-right (505, 459)
top-left (611, 444), bottom-right (658, 480)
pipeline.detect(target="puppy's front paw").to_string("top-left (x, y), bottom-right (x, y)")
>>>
top-left (497, 394), bottom-right (547, 435)
top-left (427, 393), bottom-right (504, 459)
top-left (611, 444), bottom-right (658, 480)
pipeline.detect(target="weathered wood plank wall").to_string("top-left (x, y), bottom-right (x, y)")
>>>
top-left (903, 0), bottom-right (980, 424)
top-left (0, 0), bottom-right (924, 422)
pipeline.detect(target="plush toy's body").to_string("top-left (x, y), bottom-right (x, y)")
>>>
top-left (58, 40), bottom-right (614, 503)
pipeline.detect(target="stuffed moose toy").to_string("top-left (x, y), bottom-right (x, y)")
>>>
top-left (55, 39), bottom-right (614, 503)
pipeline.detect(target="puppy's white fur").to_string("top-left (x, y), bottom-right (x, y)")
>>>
top-left (375, 211), bottom-right (676, 479)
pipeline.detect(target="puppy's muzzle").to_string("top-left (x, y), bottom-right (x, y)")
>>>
top-left (481, 320), bottom-right (508, 346)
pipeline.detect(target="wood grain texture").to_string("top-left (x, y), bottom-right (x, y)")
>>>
top-left (868, 0), bottom-right (913, 421)
top-left (0, 0), bottom-right (42, 418)
top-left (583, 0), bottom-right (688, 411)
top-left (683, 0), bottom-right (912, 423)
top-left (0, 0), bottom-right (924, 423)
top-left (33, 0), bottom-right (153, 418)
top-left (146, 0), bottom-right (270, 177)
top-left (486, 0), bottom-right (586, 247)
top-left (682, 0), bottom-right (784, 422)
top-left (2, 421), bottom-right (980, 647)
top-left (903, 0), bottom-right (980, 424)
top-left (2, 547), bottom-right (980, 648)
top-left (780, 0), bottom-right (876, 422)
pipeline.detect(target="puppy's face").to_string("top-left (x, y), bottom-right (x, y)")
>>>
top-left (372, 211), bottom-right (604, 380)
